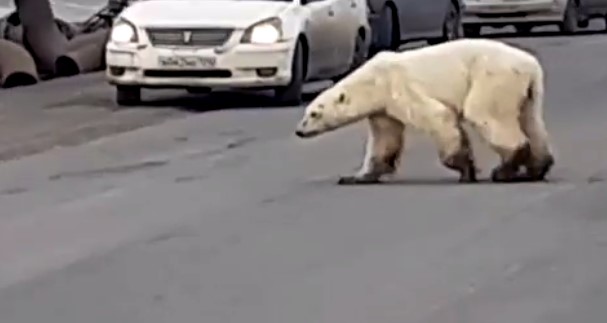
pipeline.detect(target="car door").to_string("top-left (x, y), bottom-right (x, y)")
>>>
top-left (393, 0), bottom-right (427, 38)
top-left (303, 0), bottom-right (343, 77)
top-left (329, 0), bottom-right (363, 72)
top-left (411, 0), bottom-right (449, 36)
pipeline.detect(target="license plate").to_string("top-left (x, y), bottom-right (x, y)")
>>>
top-left (158, 55), bottom-right (216, 68)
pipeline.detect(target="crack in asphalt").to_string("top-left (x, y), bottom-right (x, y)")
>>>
top-left (48, 160), bottom-right (170, 181)
top-left (46, 135), bottom-right (258, 182)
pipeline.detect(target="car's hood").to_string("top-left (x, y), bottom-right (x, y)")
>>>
top-left (121, 0), bottom-right (292, 29)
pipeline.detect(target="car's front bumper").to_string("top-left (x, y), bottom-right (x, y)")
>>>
top-left (462, 0), bottom-right (565, 25)
top-left (105, 39), bottom-right (295, 90)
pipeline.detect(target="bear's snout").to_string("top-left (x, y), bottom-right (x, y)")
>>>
top-left (295, 121), bottom-right (319, 138)
top-left (295, 119), bottom-right (309, 138)
top-left (295, 129), bottom-right (321, 138)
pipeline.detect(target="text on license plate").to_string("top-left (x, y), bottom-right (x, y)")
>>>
top-left (158, 55), bottom-right (216, 68)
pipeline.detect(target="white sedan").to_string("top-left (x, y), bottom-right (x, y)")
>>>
top-left (105, 0), bottom-right (372, 106)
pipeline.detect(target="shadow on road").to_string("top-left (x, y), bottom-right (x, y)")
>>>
top-left (139, 89), bottom-right (320, 113)
top-left (44, 85), bottom-right (322, 113)
top-left (304, 177), bottom-right (573, 188)
top-left (335, 178), bottom-right (563, 186)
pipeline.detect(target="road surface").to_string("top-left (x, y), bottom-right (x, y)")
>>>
top-left (1, 28), bottom-right (607, 323)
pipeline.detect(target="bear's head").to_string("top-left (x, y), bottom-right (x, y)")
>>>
top-left (295, 89), bottom-right (352, 138)
top-left (295, 66), bottom-right (389, 138)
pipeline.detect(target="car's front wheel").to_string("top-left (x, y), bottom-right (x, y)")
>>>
top-left (428, 1), bottom-right (463, 45)
top-left (350, 31), bottom-right (367, 71)
top-left (369, 5), bottom-right (397, 56)
top-left (115, 85), bottom-right (141, 107)
top-left (463, 25), bottom-right (481, 37)
top-left (515, 24), bottom-right (533, 35)
top-left (559, 0), bottom-right (579, 34)
top-left (274, 39), bottom-right (304, 106)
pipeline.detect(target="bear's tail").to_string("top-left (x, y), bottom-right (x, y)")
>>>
top-left (520, 65), bottom-right (552, 160)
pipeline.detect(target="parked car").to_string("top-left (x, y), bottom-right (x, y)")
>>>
top-left (105, 0), bottom-right (371, 106)
top-left (462, 0), bottom-right (607, 36)
top-left (366, 0), bottom-right (465, 53)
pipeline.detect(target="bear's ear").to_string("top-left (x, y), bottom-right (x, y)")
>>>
top-left (337, 93), bottom-right (346, 104)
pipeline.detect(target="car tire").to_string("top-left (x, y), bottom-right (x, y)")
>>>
top-left (463, 25), bottom-right (481, 37)
top-left (115, 85), bottom-right (141, 107)
top-left (515, 24), bottom-right (533, 35)
top-left (350, 31), bottom-right (367, 71)
top-left (370, 5), bottom-right (396, 56)
top-left (559, 0), bottom-right (579, 34)
top-left (428, 1), bottom-right (463, 45)
top-left (274, 39), bottom-right (304, 106)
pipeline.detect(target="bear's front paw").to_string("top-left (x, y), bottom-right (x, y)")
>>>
top-left (337, 175), bottom-right (382, 185)
top-left (458, 170), bottom-right (478, 183)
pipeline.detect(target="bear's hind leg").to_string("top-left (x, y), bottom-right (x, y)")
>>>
top-left (464, 73), bottom-right (537, 182)
top-left (470, 115), bottom-right (531, 182)
top-left (519, 91), bottom-right (554, 181)
top-left (338, 115), bottom-right (405, 185)
top-left (431, 113), bottom-right (478, 183)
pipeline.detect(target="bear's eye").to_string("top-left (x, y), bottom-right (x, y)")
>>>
top-left (337, 93), bottom-right (347, 104)
top-left (310, 111), bottom-right (321, 119)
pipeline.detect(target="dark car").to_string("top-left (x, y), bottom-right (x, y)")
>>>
top-left (367, 0), bottom-right (465, 54)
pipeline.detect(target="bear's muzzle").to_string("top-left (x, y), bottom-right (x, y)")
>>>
top-left (295, 129), bottom-right (317, 138)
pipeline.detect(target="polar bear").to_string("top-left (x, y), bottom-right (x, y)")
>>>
top-left (294, 38), bottom-right (554, 184)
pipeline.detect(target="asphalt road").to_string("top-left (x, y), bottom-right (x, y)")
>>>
top-left (1, 27), bottom-right (607, 323)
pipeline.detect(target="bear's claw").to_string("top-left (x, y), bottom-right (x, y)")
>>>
top-left (458, 170), bottom-right (478, 183)
top-left (524, 154), bottom-right (555, 181)
top-left (490, 144), bottom-right (556, 183)
top-left (490, 167), bottom-right (520, 183)
top-left (491, 167), bottom-right (537, 183)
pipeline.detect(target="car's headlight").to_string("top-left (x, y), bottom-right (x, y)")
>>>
top-left (110, 19), bottom-right (138, 43)
top-left (241, 17), bottom-right (283, 44)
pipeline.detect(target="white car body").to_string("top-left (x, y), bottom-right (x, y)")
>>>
top-left (105, 0), bottom-right (371, 105)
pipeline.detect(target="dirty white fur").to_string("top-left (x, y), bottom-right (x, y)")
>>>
top-left (295, 38), bottom-right (553, 181)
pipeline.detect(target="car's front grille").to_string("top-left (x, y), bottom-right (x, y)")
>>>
top-left (145, 28), bottom-right (233, 47)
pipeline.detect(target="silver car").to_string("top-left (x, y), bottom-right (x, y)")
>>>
top-left (462, 0), bottom-right (607, 36)
top-left (367, 0), bottom-right (465, 54)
